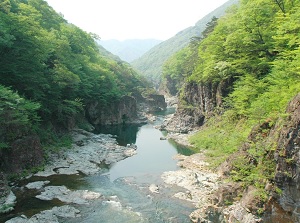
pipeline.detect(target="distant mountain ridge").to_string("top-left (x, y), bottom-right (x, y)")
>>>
top-left (131, 0), bottom-right (239, 86)
top-left (98, 39), bottom-right (162, 63)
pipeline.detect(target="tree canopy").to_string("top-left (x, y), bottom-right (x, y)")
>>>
top-left (0, 0), bottom-right (148, 148)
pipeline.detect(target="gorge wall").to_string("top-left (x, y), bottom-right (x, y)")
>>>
top-left (164, 79), bottom-right (232, 133)
top-left (268, 93), bottom-right (300, 222)
top-left (0, 136), bottom-right (43, 174)
top-left (219, 93), bottom-right (300, 222)
top-left (86, 94), bottom-right (167, 126)
top-left (86, 95), bottom-right (138, 125)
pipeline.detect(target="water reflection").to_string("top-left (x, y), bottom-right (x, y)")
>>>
top-left (168, 139), bottom-right (195, 156)
top-left (108, 124), bottom-right (179, 182)
top-left (93, 124), bottom-right (140, 146)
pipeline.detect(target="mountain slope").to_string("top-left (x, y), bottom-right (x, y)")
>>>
top-left (98, 39), bottom-right (162, 62)
top-left (131, 0), bottom-right (239, 86)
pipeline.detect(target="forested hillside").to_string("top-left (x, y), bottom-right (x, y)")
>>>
top-left (163, 0), bottom-right (300, 220)
top-left (0, 0), bottom-right (148, 152)
top-left (131, 0), bottom-right (238, 87)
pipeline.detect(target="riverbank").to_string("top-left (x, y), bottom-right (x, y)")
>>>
top-left (2, 129), bottom-right (138, 223)
top-left (159, 125), bottom-right (222, 222)
top-left (161, 116), bottom-right (263, 222)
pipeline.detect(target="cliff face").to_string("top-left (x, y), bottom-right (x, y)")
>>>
top-left (86, 95), bottom-right (138, 125)
top-left (165, 79), bottom-right (232, 133)
top-left (268, 93), bottom-right (300, 221)
top-left (86, 94), bottom-right (167, 126)
top-left (215, 93), bottom-right (300, 222)
top-left (144, 94), bottom-right (167, 112)
top-left (0, 136), bottom-right (43, 174)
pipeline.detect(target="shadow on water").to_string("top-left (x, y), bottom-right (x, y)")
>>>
top-left (168, 139), bottom-right (195, 156)
top-left (93, 124), bottom-right (140, 146)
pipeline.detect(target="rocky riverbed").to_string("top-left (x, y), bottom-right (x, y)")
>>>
top-left (161, 153), bottom-right (220, 222)
top-left (3, 129), bottom-right (137, 223)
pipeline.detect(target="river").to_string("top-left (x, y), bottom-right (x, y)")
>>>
top-left (1, 108), bottom-right (196, 223)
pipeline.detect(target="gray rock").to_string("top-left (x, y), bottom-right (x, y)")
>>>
top-left (149, 184), bottom-right (159, 193)
top-left (25, 181), bottom-right (50, 190)
top-left (36, 186), bottom-right (101, 205)
top-left (0, 191), bottom-right (17, 214)
top-left (35, 130), bottom-right (137, 177)
top-left (5, 205), bottom-right (80, 223)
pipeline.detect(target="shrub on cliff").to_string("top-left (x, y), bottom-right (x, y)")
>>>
top-left (0, 85), bottom-right (40, 149)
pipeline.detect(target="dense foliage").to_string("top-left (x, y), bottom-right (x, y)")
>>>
top-left (0, 0), bottom-right (147, 148)
top-left (164, 0), bottom-right (300, 202)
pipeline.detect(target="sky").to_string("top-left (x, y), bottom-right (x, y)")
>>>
top-left (45, 0), bottom-right (229, 41)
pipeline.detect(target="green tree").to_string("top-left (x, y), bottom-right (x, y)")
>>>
top-left (0, 85), bottom-right (40, 148)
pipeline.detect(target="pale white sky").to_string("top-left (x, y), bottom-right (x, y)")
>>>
top-left (45, 0), bottom-right (229, 41)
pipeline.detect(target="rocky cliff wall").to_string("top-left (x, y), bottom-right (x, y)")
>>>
top-left (0, 135), bottom-right (43, 174)
top-left (164, 79), bottom-right (232, 133)
top-left (144, 94), bottom-right (167, 112)
top-left (213, 93), bottom-right (300, 222)
top-left (269, 93), bottom-right (300, 222)
top-left (86, 95), bottom-right (138, 125)
top-left (86, 94), bottom-right (167, 126)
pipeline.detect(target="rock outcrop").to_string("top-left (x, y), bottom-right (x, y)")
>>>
top-left (0, 135), bottom-right (43, 173)
top-left (86, 94), bottom-right (167, 126)
top-left (144, 94), bottom-right (167, 112)
top-left (163, 79), bottom-right (232, 133)
top-left (161, 153), bottom-right (220, 223)
top-left (214, 93), bottom-right (300, 222)
top-left (34, 129), bottom-right (137, 177)
top-left (6, 205), bottom-right (81, 223)
top-left (0, 172), bottom-right (16, 214)
top-left (0, 136), bottom-right (43, 214)
top-left (266, 93), bottom-right (300, 222)
top-left (86, 95), bottom-right (138, 125)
